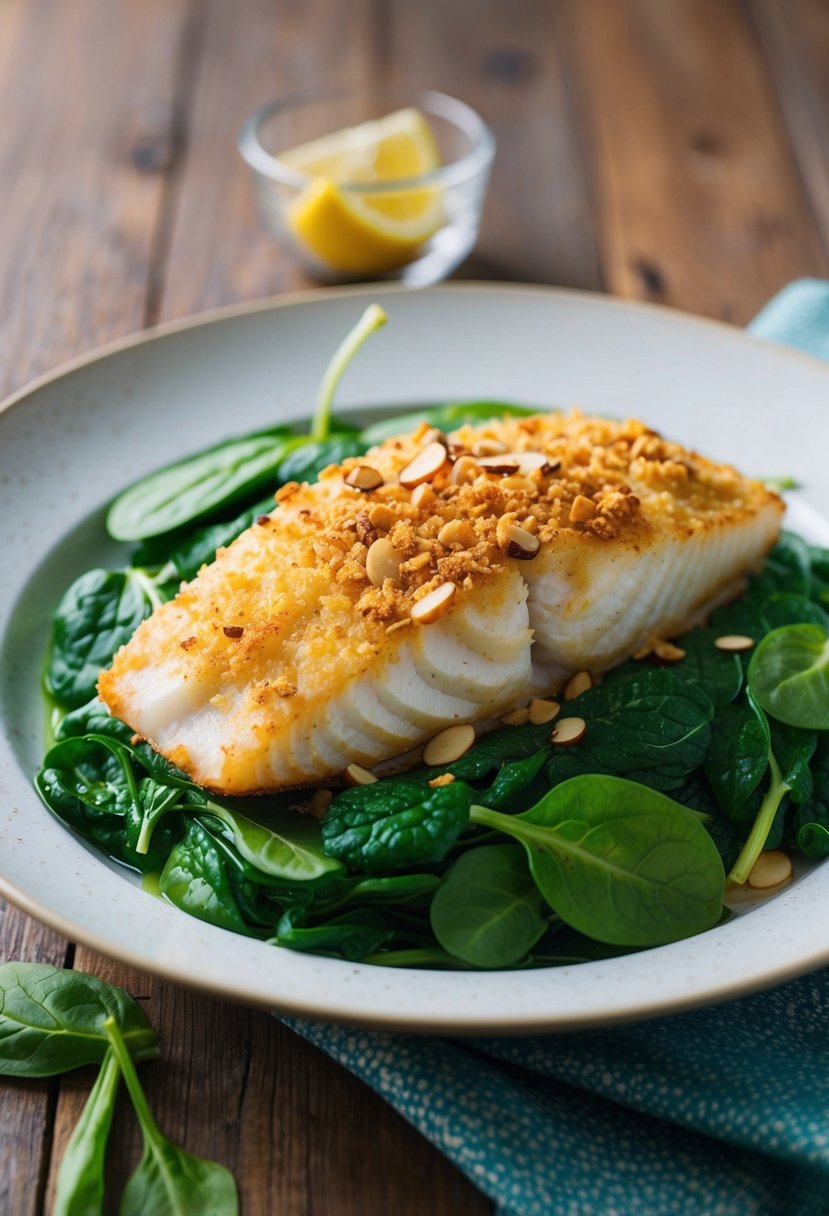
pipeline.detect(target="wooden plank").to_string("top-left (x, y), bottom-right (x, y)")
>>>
top-left (0, 1), bottom-right (190, 1212)
top-left (42, 2), bottom-right (492, 1209)
top-left (0, 904), bottom-right (67, 1216)
top-left (748, 0), bottom-right (829, 259)
top-left (383, 0), bottom-right (602, 288)
top-left (156, 0), bottom-right (378, 322)
top-left (0, 0), bottom-right (191, 398)
top-left (570, 0), bottom-right (829, 322)
top-left (48, 952), bottom-right (488, 1215)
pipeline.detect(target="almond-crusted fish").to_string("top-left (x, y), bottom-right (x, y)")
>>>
top-left (98, 411), bottom-right (783, 794)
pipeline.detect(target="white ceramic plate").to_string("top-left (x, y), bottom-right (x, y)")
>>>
top-left (2, 283), bottom-right (828, 1034)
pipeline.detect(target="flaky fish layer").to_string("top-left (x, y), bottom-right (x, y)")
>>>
top-left (99, 411), bottom-right (784, 793)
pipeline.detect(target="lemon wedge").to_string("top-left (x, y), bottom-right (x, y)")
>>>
top-left (280, 108), bottom-right (444, 275)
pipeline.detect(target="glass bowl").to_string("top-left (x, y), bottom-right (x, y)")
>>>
top-left (238, 89), bottom-right (495, 286)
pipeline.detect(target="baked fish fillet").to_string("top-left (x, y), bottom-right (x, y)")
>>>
top-left (99, 411), bottom-right (783, 794)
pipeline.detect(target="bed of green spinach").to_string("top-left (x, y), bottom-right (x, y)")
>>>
top-left (33, 306), bottom-right (829, 970)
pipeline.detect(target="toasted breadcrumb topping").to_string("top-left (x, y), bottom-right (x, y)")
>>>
top-left (269, 411), bottom-right (779, 623)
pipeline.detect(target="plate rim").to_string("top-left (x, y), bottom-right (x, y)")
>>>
top-left (3, 280), bottom-right (829, 1034)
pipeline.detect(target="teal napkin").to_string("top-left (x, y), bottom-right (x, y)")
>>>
top-left (285, 280), bottom-right (829, 1216)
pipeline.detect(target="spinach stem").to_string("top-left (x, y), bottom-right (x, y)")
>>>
top-left (727, 751), bottom-right (791, 887)
top-left (103, 1016), bottom-right (164, 1150)
top-left (311, 304), bottom-right (387, 441)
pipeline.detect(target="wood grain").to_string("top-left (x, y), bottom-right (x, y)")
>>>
top-left (156, 0), bottom-right (379, 322)
top-left (0, 0), bottom-right (190, 397)
top-left (6, 1), bottom-right (829, 1213)
top-left (748, 0), bottom-right (829, 258)
top-left (571, 0), bottom-right (829, 322)
top-left (0, 907), bottom-right (67, 1216)
top-left (384, 0), bottom-right (603, 288)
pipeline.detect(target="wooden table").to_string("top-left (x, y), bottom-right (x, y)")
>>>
top-left (2, 1), bottom-right (828, 1211)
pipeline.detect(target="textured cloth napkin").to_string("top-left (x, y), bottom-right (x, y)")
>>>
top-left (285, 280), bottom-right (829, 1216)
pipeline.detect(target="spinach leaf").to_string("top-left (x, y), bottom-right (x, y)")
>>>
top-left (430, 844), bottom-right (548, 967)
top-left (359, 400), bottom-right (538, 444)
top-left (0, 964), bottom-right (157, 1077)
top-left (197, 798), bottom-right (344, 885)
top-left (312, 873), bottom-right (441, 914)
top-left (56, 698), bottom-right (136, 745)
top-left (322, 781), bottom-right (472, 872)
top-left (103, 1017), bottom-right (238, 1216)
top-left (478, 749), bottom-right (549, 811)
top-left (134, 779), bottom-right (185, 855)
top-left (726, 695), bottom-right (794, 886)
top-left (106, 429), bottom-right (295, 542)
top-left (53, 1048), bottom-right (120, 1216)
top-left (748, 623), bottom-right (829, 730)
top-left (159, 821), bottom-right (253, 935)
top-left (470, 776), bottom-right (725, 946)
top-left (46, 569), bottom-right (159, 708)
top-left (772, 721), bottom-right (817, 805)
top-left (39, 736), bottom-right (137, 819)
top-left (671, 628), bottom-right (744, 706)
top-left (703, 700), bottom-right (769, 818)
top-left (275, 435), bottom-right (367, 485)
top-left (751, 532), bottom-right (813, 598)
top-left (547, 669), bottom-right (714, 792)
top-left (272, 907), bottom-right (393, 960)
top-left (792, 739), bottom-right (829, 858)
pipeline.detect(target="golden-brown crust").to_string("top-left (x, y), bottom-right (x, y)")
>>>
top-left (260, 410), bottom-right (782, 625)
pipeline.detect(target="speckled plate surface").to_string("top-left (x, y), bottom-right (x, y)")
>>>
top-left (2, 283), bottom-right (828, 1034)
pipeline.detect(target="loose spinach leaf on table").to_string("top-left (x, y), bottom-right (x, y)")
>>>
top-left (53, 1048), bottom-right (120, 1216)
top-left (104, 1017), bottom-right (239, 1216)
top-left (0, 963), bottom-right (157, 1077)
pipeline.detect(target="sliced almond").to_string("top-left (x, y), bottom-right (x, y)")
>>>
top-left (420, 427), bottom-right (448, 448)
top-left (345, 464), bottom-right (384, 492)
top-left (654, 640), bottom-right (686, 663)
top-left (471, 438), bottom-right (508, 457)
top-left (497, 521), bottom-right (541, 560)
top-left (411, 581), bottom-right (457, 624)
top-left (438, 519), bottom-right (477, 549)
top-left (399, 442), bottom-right (448, 489)
top-left (747, 850), bottom-right (793, 890)
top-left (551, 717), bottom-right (586, 746)
top-left (529, 698), bottom-right (561, 725)
top-left (450, 455), bottom-right (481, 486)
top-left (366, 537), bottom-right (403, 587)
top-left (515, 451), bottom-right (557, 474)
top-left (423, 723), bottom-right (476, 766)
top-left (428, 772), bottom-right (456, 788)
top-left (715, 634), bottom-right (755, 652)
top-left (564, 670), bottom-right (593, 700)
top-left (477, 454), bottom-right (521, 475)
top-left (501, 706), bottom-right (531, 726)
top-left (343, 763), bottom-right (378, 787)
top-left (411, 482), bottom-right (436, 509)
